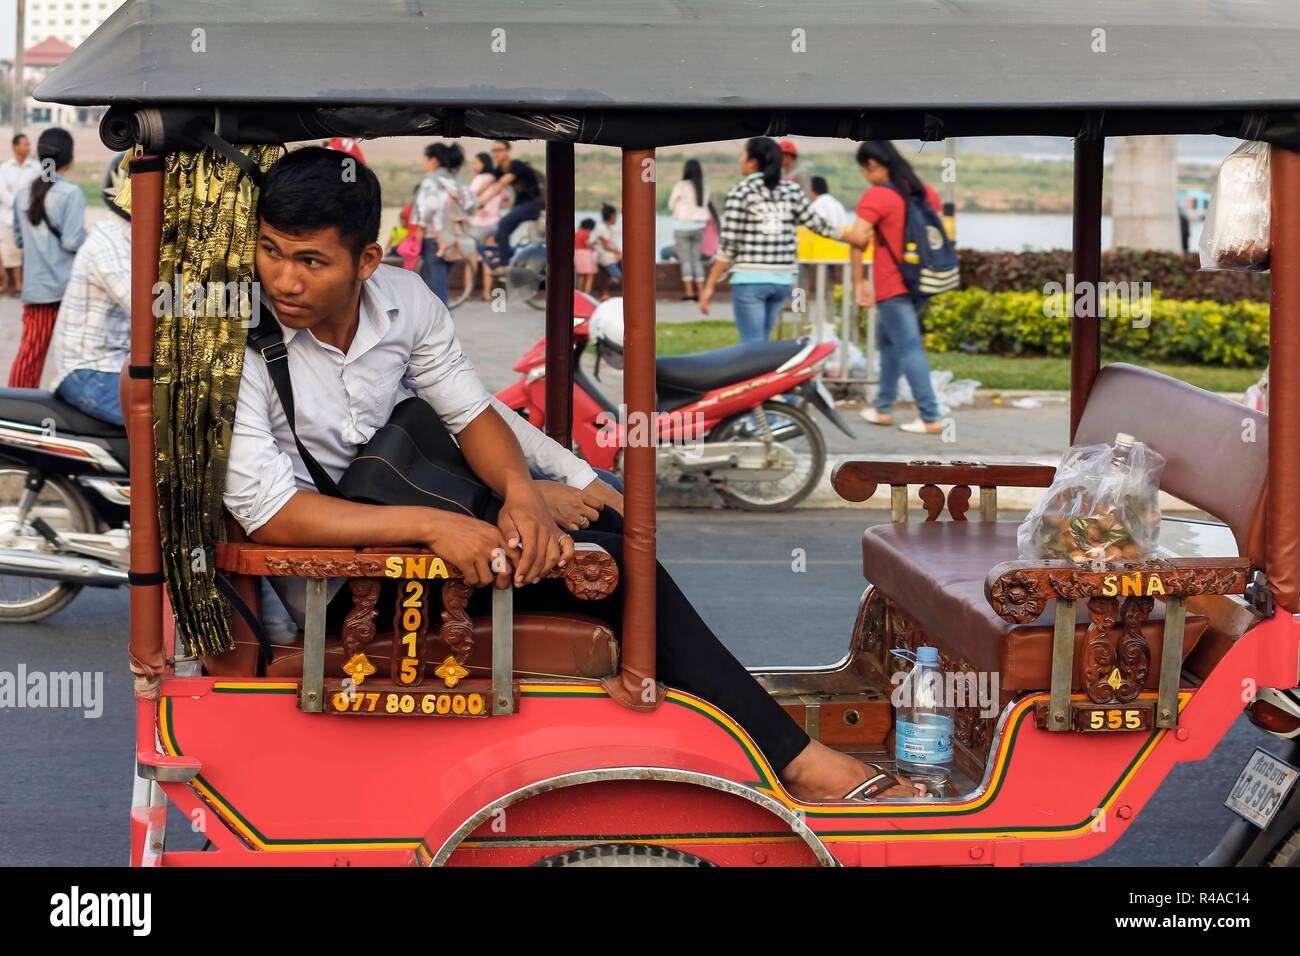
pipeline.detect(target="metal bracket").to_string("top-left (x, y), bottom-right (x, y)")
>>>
top-left (1245, 570), bottom-right (1275, 618)
top-left (1155, 595), bottom-right (1187, 729)
top-left (300, 578), bottom-right (327, 713)
top-left (1046, 598), bottom-right (1076, 731)
top-left (492, 587), bottom-right (514, 715)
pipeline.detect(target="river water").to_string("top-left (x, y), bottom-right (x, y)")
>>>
top-left (575, 211), bottom-right (1205, 256)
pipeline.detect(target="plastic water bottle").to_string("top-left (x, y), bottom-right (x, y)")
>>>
top-left (892, 646), bottom-right (955, 774)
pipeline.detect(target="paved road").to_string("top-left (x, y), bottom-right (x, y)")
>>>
top-left (0, 509), bottom-right (1265, 867)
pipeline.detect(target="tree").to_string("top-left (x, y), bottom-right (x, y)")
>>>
top-left (1111, 136), bottom-right (1181, 252)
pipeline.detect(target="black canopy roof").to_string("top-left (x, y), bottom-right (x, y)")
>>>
top-left (34, 0), bottom-right (1300, 149)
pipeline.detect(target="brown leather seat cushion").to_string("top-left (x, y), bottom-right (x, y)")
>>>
top-left (862, 521), bottom-right (1206, 690)
top-left (203, 612), bottom-right (618, 681)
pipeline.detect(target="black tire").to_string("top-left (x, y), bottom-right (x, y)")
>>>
top-left (712, 400), bottom-right (827, 512)
top-left (446, 255), bottom-right (475, 311)
top-left (531, 843), bottom-right (715, 867)
top-left (1266, 822), bottom-right (1300, 866)
top-left (524, 279), bottom-right (548, 311)
top-left (0, 469), bottom-right (95, 623)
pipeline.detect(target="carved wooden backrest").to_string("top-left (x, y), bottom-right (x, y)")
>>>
top-left (1074, 363), bottom-right (1268, 561)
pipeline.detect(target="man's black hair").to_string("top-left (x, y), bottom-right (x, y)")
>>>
top-left (579, 217), bottom-right (596, 230)
top-left (600, 203), bottom-right (617, 222)
top-left (11, 133), bottom-right (27, 147)
top-left (259, 146), bottom-right (381, 260)
top-left (810, 176), bottom-right (829, 196)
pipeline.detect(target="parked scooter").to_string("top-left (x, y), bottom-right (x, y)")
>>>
top-left (496, 293), bottom-right (854, 511)
top-left (0, 389), bottom-right (130, 622)
top-left (1201, 687), bottom-right (1300, 866)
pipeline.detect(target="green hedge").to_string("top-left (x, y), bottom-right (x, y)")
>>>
top-left (923, 289), bottom-right (1269, 367)
top-left (957, 248), bottom-right (1270, 305)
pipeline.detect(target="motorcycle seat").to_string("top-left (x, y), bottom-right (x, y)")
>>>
top-left (655, 340), bottom-right (804, 395)
top-left (0, 387), bottom-right (125, 438)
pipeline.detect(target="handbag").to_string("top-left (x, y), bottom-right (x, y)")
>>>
top-left (701, 202), bottom-right (720, 258)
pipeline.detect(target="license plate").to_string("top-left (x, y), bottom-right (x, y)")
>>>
top-left (1033, 700), bottom-right (1153, 732)
top-left (1225, 747), bottom-right (1299, 829)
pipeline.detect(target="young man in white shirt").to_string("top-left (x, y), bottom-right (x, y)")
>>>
top-left (224, 147), bottom-right (922, 803)
top-left (0, 134), bottom-right (41, 295)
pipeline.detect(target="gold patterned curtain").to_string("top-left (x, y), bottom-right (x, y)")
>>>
top-left (154, 145), bottom-right (280, 657)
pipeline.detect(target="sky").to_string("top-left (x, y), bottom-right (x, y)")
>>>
top-left (0, 1), bottom-right (15, 61)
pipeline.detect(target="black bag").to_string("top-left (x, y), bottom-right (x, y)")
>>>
top-left (245, 312), bottom-right (502, 521)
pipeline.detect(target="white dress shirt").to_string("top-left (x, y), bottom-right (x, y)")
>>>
top-left (0, 157), bottom-right (41, 224)
top-left (224, 263), bottom-right (597, 537)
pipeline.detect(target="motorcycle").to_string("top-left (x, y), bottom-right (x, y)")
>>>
top-left (496, 292), bottom-right (855, 511)
top-left (1201, 687), bottom-right (1300, 866)
top-left (0, 389), bottom-right (131, 622)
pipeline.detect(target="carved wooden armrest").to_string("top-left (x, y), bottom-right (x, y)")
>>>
top-left (214, 541), bottom-right (619, 601)
top-left (831, 459), bottom-right (1057, 521)
top-left (985, 556), bottom-right (1255, 731)
top-left (984, 557), bottom-right (1253, 624)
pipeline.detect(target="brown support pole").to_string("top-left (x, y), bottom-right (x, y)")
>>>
top-left (127, 154), bottom-right (165, 685)
top-left (1070, 136), bottom-right (1104, 442)
top-left (1268, 146), bottom-right (1300, 612)
top-left (602, 148), bottom-right (661, 711)
top-left (544, 141), bottom-right (575, 448)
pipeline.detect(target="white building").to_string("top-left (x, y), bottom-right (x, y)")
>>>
top-left (22, 1), bottom-right (128, 125)
top-left (26, 0), bottom-right (127, 48)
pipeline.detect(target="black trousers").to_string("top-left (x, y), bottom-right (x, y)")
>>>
top-left (326, 517), bottom-right (811, 770)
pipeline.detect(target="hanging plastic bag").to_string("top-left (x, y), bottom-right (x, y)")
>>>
top-left (1017, 434), bottom-right (1166, 564)
top-left (1199, 141), bottom-right (1271, 273)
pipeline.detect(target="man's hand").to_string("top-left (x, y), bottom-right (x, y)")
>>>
top-left (419, 510), bottom-right (514, 589)
top-left (536, 480), bottom-right (603, 531)
top-left (855, 280), bottom-right (874, 309)
top-left (498, 483), bottom-right (573, 586)
top-left (583, 477), bottom-right (623, 516)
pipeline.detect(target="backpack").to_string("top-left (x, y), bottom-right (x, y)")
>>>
top-left (874, 183), bottom-right (959, 300)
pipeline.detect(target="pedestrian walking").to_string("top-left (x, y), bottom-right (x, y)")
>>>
top-left (49, 154), bottom-right (133, 425)
top-left (668, 159), bottom-right (710, 301)
top-left (574, 217), bottom-right (598, 295)
top-left (779, 140), bottom-right (813, 196)
top-left (9, 128), bottom-right (86, 389)
top-left (0, 133), bottom-right (41, 296)
top-left (410, 142), bottom-right (477, 307)
top-left (591, 204), bottom-right (623, 300)
top-left (698, 137), bottom-right (840, 342)
top-left (843, 140), bottom-right (944, 435)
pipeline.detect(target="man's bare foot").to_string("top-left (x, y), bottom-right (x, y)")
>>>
top-left (780, 740), bottom-right (926, 801)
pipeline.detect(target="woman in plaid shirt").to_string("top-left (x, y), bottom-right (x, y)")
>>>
top-left (698, 137), bottom-right (843, 341)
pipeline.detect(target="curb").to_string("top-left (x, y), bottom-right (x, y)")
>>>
top-left (654, 455), bottom-right (1205, 514)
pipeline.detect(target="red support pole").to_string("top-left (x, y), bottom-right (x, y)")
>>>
top-left (544, 141), bottom-right (575, 448)
top-left (1268, 146), bottom-right (1300, 611)
top-left (127, 154), bottom-right (165, 682)
top-left (603, 148), bottom-right (661, 710)
top-left (1070, 136), bottom-right (1104, 443)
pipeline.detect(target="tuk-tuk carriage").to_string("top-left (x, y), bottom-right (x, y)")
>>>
top-left (34, 0), bottom-right (1300, 866)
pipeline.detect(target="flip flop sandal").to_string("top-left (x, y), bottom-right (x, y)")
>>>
top-left (842, 763), bottom-right (920, 801)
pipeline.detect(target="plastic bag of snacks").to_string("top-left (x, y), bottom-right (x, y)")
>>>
top-left (1018, 434), bottom-right (1166, 564)
top-left (1199, 140), bottom-right (1271, 273)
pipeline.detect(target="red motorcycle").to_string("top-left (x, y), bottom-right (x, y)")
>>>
top-left (496, 292), bottom-right (853, 510)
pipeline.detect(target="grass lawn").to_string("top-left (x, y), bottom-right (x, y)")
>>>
top-left (652, 320), bottom-right (1265, 393)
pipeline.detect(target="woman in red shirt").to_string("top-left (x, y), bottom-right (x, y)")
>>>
top-left (843, 141), bottom-right (943, 434)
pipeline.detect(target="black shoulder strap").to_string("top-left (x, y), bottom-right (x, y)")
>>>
top-left (871, 183), bottom-right (907, 279)
top-left (246, 297), bottom-right (343, 499)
